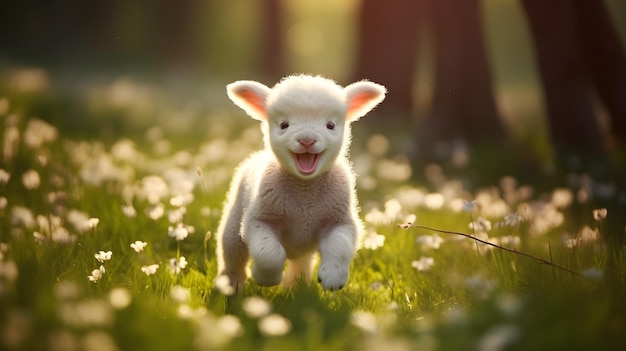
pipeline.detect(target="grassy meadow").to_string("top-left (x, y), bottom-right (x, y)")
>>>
top-left (0, 65), bottom-right (624, 351)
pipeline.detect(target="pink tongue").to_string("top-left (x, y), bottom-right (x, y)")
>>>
top-left (296, 153), bottom-right (317, 173)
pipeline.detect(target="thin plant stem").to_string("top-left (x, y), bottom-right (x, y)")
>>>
top-left (548, 240), bottom-right (556, 276)
top-left (468, 212), bottom-right (480, 255)
top-left (402, 224), bottom-right (580, 276)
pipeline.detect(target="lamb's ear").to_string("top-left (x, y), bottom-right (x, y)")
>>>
top-left (344, 81), bottom-right (387, 122)
top-left (226, 80), bottom-right (272, 121)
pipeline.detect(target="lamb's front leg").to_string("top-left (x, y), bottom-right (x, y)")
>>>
top-left (317, 223), bottom-right (357, 290)
top-left (246, 219), bottom-right (286, 287)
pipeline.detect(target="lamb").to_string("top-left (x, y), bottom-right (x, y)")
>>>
top-left (216, 74), bottom-right (386, 291)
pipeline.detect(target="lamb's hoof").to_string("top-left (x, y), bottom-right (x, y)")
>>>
top-left (252, 266), bottom-right (283, 287)
top-left (317, 264), bottom-right (348, 291)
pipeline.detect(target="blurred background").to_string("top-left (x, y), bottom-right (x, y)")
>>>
top-left (1, 0), bottom-right (625, 174)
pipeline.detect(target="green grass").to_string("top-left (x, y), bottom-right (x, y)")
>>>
top-left (1, 68), bottom-right (625, 351)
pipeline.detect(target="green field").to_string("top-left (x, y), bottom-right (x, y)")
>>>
top-left (0, 66), bottom-right (625, 351)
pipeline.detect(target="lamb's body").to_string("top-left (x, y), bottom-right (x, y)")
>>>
top-left (217, 150), bottom-right (361, 289)
top-left (217, 75), bottom-right (385, 290)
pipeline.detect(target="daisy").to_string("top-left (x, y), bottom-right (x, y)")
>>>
top-left (462, 200), bottom-right (477, 213)
top-left (130, 241), bottom-right (148, 252)
top-left (363, 229), bottom-right (385, 250)
top-left (141, 264), bottom-right (159, 276)
top-left (416, 234), bottom-right (444, 250)
top-left (592, 208), bottom-right (608, 221)
top-left (503, 213), bottom-right (523, 227)
top-left (0, 169), bottom-right (10, 184)
top-left (411, 256), bottom-right (435, 271)
top-left (95, 251), bottom-right (112, 263)
top-left (169, 256), bottom-right (188, 274)
top-left (214, 275), bottom-right (235, 296)
top-left (122, 204), bottom-right (137, 218)
top-left (168, 223), bottom-right (189, 241)
top-left (258, 314), bottom-right (292, 337)
top-left (469, 216), bottom-right (492, 233)
top-left (22, 169), bottom-right (41, 190)
top-left (88, 265), bottom-right (106, 283)
top-left (242, 296), bottom-right (272, 318)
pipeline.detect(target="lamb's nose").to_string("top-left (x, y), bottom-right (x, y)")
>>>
top-left (299, 139), bottom-right (316, 149)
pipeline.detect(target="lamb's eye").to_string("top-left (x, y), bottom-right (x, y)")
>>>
top-left (326, 122), bottom-right (335, 130)
top-left (279, 122), bottom-right (289, 130)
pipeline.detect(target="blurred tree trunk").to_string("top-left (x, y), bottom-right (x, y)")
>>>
top-left (353, 0), bottom-right (424, 115)
top-left (523, 0), bottom-right (613, 156)
top-left (155, 0), bottom-right (200, 72)
top-left (574, 0), bottom-right (626, 142)
top-left (354, 0), bottom-right (506, 155)
top-left (261, 0), bottom-right (285, 80)
top-left (421, 0), bottom-right (505, 145)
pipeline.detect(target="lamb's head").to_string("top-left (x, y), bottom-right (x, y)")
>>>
top-left (227, 75), bottom-right (386, 179)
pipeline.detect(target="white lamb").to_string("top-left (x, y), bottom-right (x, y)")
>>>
top-left (216, 74), bottom-right (386, 291)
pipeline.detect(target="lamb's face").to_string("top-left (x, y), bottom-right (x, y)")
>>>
top-left (226, 75), bottom-right (386, 180)
top-left (266, 96), bottom-right (347, 179)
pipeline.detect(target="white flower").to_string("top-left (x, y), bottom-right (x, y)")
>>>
top-left (564, 236), bottom-right (578, 249)
top-left (66, 210), bottom-right (98, 233)
top-left (477, 324), bottom-right (521, 351)
top-left (462, 200), bottom-right (477, 213)
top-left (82, 331), bottom-right (118, 351)
top-left (581, 268), bottom-right (604, 280)
top-left (416, 234), bottom-right (444, 250)
top-left (0, 196), bottom-right (7, 210)
top-left (499, 235), bottom-right (521, 247)
top-left (364, 208), bottom-right (388, 226)
top-left (170, 195), bottom-right (188, 207)
top-left (563, 234), bottom-right (578, 249)
top-left (11, 206), bottom-right (35, 228)
top-left (551, 188), bottom-right (573, 209)
top-left (3, 126), bottom-right (19, 160)
top-left (109, 287), bottom-right (132, 309)
top-left (95, 251), bottom-right (112, 263)
top-left (0, 259), bottom-right (18, 282)
top-left (465, 275), bottom-right (497, 298)
top-left (171, 285), bottom-right (190, 303)
top-left (217, 315), bottom-right (244, 338)
top-left (169, 256), bottom-right (188, 274)
top-left (130, 241), bottom-right (147, 252)
top-left (503, 213), bottom-right (523, 227)
top-left (146, 203), bottom-right (164, 220)
top-left (0, 169), bottom-right (10, 184)
top-left (384, 199), bottom-right (402, 220)
top-left (411, 256), bottom-right (435, 271)
top-left (214, 275), bottom-right (235, 296)
top-left (424, 192), bottom-right (445, 210)
top-left (21, 169), bottom-right (40, 190)
top-left (86, 218), bottom-right (99, 230)
top-left (111, 139), bottom-right (139, 162)
top-left (578, 226), bottom-right (600, 244)
top-left (140, 175), bottom-right (169, 205)
top-left (168, 223), bottom-right (189, 241)
top-left (242, 296), bottom-right (272, 318)
top-left (24, 118), bottom-right (58, 148)
top-left (470, 216), bottom-right (492, 233)
top-left (141, 264), bottom-right (159, 275)
top-left (258, 314), bottom-right (292, 336)
top-left (398, 213), bottom-right (416, 229)
top-left (168, 207), bottom-right (187, 223)
top-left (592, 208), bottom-right (607, 221)
top-left (363, 229), bottom-right (385, 250)
top-left (88, 265), bottom-right (106, 283)
top-left (122, 204), bottom-right (137, 218)
top-left (350, 310), bottom-right (378, 334)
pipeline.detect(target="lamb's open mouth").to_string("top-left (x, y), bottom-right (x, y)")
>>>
top-left (294, 152), bottom-right (321, 175)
